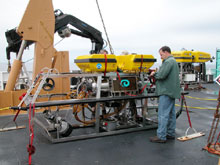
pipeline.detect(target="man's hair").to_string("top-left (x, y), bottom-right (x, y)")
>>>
top-left (159, 46), bottom-right (171, 53)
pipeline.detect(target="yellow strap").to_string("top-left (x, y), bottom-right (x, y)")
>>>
top-left (185, 95), bottom-right (217, 101)
top-left (0, 107), bottom-right (10, 111)
top-left (175, 104), bottom-right (216, 110)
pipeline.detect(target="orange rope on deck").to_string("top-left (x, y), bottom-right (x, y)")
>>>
top-left (0, 107), bottom-right (10, 111)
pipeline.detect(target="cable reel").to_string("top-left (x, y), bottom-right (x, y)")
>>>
top-left (42, 78), bottom-right (55, 91)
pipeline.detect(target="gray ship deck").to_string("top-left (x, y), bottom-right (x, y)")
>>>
top-left (0, 83), bottom-right (219, 165)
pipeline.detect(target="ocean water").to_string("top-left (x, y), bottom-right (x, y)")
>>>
top-left (0, 63), bottom-right (7, 71)
top-left (0, 62), bottom-right (77, 72)
top-left (0, 62), bottom-right (217, 77)
top-left (211, 69), bottom-right (216, 76)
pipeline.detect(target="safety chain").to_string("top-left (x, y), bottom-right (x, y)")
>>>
top-left (27, 103), bottom-right (36, 165)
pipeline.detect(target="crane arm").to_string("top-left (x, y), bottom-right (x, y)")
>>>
top-left (5, 10), bottom-right (104, 61)
top-left (54, 9), bottom-right (104, 54)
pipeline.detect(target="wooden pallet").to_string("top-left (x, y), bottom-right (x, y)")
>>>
top-left (177, 132), bottom-right (205, 141)
top-left (0, 125), bottom-right (26, 132)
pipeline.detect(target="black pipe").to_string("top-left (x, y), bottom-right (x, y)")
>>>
top-left (10, 94), bottom-right (159, 110)
top-left (10, 92), bottom-right (188, 111)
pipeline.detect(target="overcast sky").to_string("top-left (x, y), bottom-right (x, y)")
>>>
top-left (0, 0), bottom-right (219, 70)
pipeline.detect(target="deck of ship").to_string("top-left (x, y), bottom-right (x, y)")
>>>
top-left (0, 83), bottom-right (219, 165)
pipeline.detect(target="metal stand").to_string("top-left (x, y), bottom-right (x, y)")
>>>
top-left (13, 72), bottom-right (186, 143)
top-left (31, 94), bottom-right (159, 143)
top-left (177, 94), bottom-right (205, 141)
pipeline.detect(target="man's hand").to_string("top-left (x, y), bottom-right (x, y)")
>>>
top-left (150, 71), bottom-right (156, 77)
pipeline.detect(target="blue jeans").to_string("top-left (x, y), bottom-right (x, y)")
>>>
top-left (157, 95), bottom-right (176, 140)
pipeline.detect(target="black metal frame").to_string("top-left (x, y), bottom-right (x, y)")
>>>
top-left (26, 93), bottom-right (186, 143)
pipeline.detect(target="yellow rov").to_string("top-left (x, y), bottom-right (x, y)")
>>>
top-left (75, 54), bottom-right (156, 73)
top-left (172, 50), bottom-right (211, 63)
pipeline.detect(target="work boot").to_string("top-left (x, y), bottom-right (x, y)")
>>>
top-left (166, 135), bottom-right (175, 140)
top-left (149, 136), bottom-right (166, 143)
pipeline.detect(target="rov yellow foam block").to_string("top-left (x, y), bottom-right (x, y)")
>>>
top-left (74, 54), bottom-right (117, 72)
top-left (192, 51), bottom-right (211, 63)
top-left (171, 50), bottom-right (193, 63)
top-left (116, 54), bottom-right (156, 72)
top-left (172, 50), bottom-right (211, 63)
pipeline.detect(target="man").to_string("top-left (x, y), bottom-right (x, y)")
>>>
top-left (150, 46), bottom-right (181, 143)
